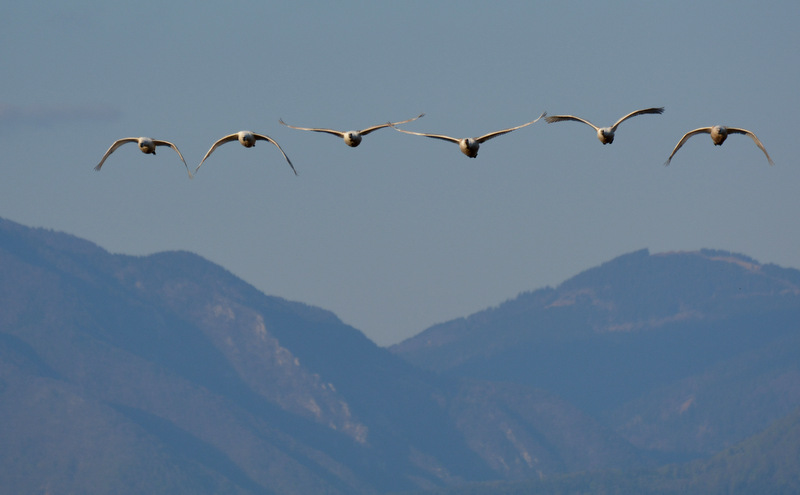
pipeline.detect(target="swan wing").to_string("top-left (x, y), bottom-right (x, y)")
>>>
top-left (254, 134), bottom-right (298, 175)
top-left (664, 127), bottom-right (711, 165)
top-left (359, 113), bottom-right (425, 135)
top-left (610, 107), bottom-right (664, 131)
top-left (194, 134), bottom-right (239, 174)
top-left (94, 138), bottom-right (139, 171)
top-left (476, 111), bottom-right (547, 143)
top-left (279, 119), bottom-right (345, 138)
top-left (727, 128), bottom-right (774, 165)
top-left (153, 140), bottom-right (192, 178)
top-left (544, 114), bottom-right (599, 131)
top-left (388, 124), bottom-right (460, 144)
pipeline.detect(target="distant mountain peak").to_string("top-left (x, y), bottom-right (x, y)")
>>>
top-left (393, 248), bottom-right (800, 466)
top-left (4, 217), bottom-right (800, 494)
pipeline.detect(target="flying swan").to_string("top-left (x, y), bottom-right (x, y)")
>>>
top-left (94, 137), bottom-right (192, 178)
top-left (279, 113), bottom-right (425, 147)
top-left (665, 126), bottom-right (773, 166)
top-left (544, 107), bottom-right (664, 144)
top-left (195, 131), bottom-right (297, 176)
top-left (388, 112), bottom-right (547, 158)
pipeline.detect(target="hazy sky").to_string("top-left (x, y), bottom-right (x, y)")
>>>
top-left (2, 1), bottom-right (798, 345)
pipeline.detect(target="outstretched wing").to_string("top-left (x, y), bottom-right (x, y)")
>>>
top-left (94, 137), bottom-right (138, 171)
top-left (153, 140), bottom-right (192, 178)
top-left (359, 113), bottom-right (426, 136)
top-left (279, 119), bottom-right (345, 139)
top-left (194, 134), bottom-right (239, 174)
top-left (388, 124), bottom-right (461, 144)
top-left (254, 134), bottom-right (297, 175)
top-left (610, 107), bottom-right (664, 131)
top-left (727, 128), bottom-right (774, 165)
top-left (544, 114), bottom-right (599, 131)
top-left (664, 127), bottom-right (711, 165)
top-left (476, 111), bottom-right (547, 143)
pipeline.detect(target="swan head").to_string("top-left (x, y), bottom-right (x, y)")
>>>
top-left (137, 137), bottom-right (156, 154)
top-left (598, 128), bottom-right (614, 144)
top-left (710, 126), bottom-right (728, 146)
top-left (460, 138), bottom-right (479, 158)
top-left (344, 131), bottom-right (362, 147)
top-left (238, 131), bottom-right (257, 147)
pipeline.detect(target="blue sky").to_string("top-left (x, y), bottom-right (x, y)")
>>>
top-left (2, 1), bottom-right (798, 345)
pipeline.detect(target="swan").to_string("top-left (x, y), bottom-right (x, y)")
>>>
top-left (279, 113), bottom-right (425, 147)
top-left (94, 137), bottom-right (192, 178)
top-left (544, 107), bottom-right (664, 144)
top-left (665, 126), bottom-right (773, 165)
top-left (195, 131), bottom-right (297, 175)
top-left (388, 112), bottom-right (547, 158)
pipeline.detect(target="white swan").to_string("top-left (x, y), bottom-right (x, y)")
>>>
top-left (279, 113), bottom-right (425, 147)
top-left (665, 126), bottom-right (773, 166)
top-left (545, 107), bottom-right (664, 144)
top-left (195, 131), bottom-right (296, 176)
top-left (94, 137), bottom-right (192, 178)
top-left (388, 112), bottom-right (547, 158)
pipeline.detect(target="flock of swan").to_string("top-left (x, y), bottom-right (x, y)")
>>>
top-left (94, 107), bottom-right (774, 178)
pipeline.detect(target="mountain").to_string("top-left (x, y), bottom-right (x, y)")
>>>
top-left (392, 248), bottom-right (800, 462)
top-left (403, 405), bottom-right (800, 495)
top-left (0, 217), bottom-right (644, 494)
top-left (4, 217), bottom-right (799, 494)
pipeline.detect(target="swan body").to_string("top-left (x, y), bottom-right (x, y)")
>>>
top-left (94, 137), bottom-right (191, 178)
top-left (279, 113), bottom-right (425, 147)
top-left (195, 131), bottom-right (297, 175)
top-left (389, 112), bottom-right (546, 158)
top-left (665, 125), bottom-right (773, 165)
top-left (545, 107), bottom-right (664, 144)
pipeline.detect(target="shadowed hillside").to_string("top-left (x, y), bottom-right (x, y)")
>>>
top-left (0, 218), bottom-right (644, 494)
top-left (393, 249), bottom-right (800, 461)
top-left (400, 406), bottom-right (800, 495)
top-left (3, 218), bottom-right (798, 493)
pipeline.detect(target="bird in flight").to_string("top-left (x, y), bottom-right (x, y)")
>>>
top-left (665, 125), bottom-right (773, 166)
top-left (94, 137), bottom-right (192, 178)
top-left (195, 131), bottom-right (296, 176)
top-left (388, 112), bottom-right (547, 158)
top-left (544, 107), bottom-right (664, 144)
top-left (279, 113), bottom-right (425, 147)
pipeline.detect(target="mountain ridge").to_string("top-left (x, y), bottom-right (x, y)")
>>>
top-left (392, 247), bottom-right (800, 459)
top-left (402, 406), bottom-right (800, 495)
top-left (2, 217), bottom-right (798, 493)
top-left (1, 217), bottom-right (649, 494)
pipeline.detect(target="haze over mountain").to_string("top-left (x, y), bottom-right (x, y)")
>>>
top-left (1, 217), bottom-right (798, 494)
top-left (409, 405), bottom-right (800, 495)
top-left (0, 217), bottom-right (643, 494)
top-left (393, 248), bottom-right (800, 460)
